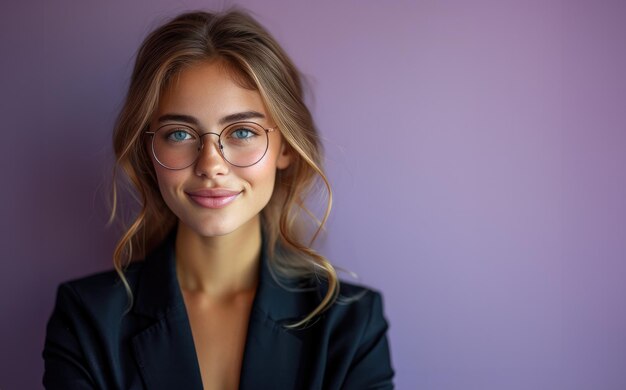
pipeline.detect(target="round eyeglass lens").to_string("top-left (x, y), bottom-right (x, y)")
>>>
top-left (151, 124), bottom-right (200, 169)
top-left (219, 122), bottom-right (269, 167)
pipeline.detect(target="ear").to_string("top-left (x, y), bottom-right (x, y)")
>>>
top-left (276, 139), bottom-right (292, 170)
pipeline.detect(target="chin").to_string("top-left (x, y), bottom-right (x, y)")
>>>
top-left (181, 211), bottom-right (261, 238)
top-left (184, 218), bottom-right (239, 238)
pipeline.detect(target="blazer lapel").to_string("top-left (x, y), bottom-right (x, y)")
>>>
top-left (128, 229), bottom-right (317, 389)
top-left (239, 243), bottom-right (320, 390)
top-left (238, 306), bottom-right (303, 389)
top-left (131, 308), bottom-right (203, 389)
top-left (130, 231), bottom-right (203, 389)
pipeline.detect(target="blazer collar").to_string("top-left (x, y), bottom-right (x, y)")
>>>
top-left (132, 229), bottom-right (314, 321)
top-left (132, 229), bottom-right (183, 319)
top-left (130, 229), bottom-right (311, 389)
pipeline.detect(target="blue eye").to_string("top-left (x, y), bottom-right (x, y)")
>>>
top-left (232, 128), bottom-right (254, 139)
top-left (223, 123), bottom-right (264, 147)
top-left (168, 130), bottom-right (192, 142)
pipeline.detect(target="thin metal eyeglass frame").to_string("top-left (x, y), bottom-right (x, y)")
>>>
top-left (145, 121), bottom-right (277, 170)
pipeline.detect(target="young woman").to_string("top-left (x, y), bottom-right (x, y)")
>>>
top-left (43, 9), bottom-right (394, 390)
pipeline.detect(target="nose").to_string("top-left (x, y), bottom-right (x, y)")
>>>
top-left (194, 133), bottom-right (229, 178)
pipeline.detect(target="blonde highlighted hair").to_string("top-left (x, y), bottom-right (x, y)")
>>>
top-left (110, 9), bottom-right (337, 327)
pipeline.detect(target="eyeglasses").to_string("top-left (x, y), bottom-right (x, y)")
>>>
top-left (145, 121), bottom-right (276, 170)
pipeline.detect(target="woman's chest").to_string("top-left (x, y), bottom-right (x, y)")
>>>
top-left (183, 292), bottom-right (255, 390)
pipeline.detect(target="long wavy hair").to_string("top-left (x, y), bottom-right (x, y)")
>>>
top-left (109, 9), bottom-right (337, 328)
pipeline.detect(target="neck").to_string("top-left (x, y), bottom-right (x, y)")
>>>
top-left (174, 216), bottom-right (262, 298)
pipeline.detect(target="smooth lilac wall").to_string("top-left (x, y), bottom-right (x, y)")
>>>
top-left (2, 1), bottom-right (625, 389)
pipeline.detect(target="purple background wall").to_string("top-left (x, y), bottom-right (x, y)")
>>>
top-left (2, 1), bottom-right (625, 389)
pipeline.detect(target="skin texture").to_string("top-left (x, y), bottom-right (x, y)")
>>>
top-left (149, 60), bottom-right (290, 241)
top-left (147, 59), bottom-right (291, 390)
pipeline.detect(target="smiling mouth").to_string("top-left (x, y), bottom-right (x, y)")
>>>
top-left (186, 189), bottom-right (242, 209)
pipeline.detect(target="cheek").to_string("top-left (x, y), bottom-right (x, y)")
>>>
top-left (152, 163), bottom-right (170, 188)
top-left (150, 151), bottom-right (181, 188)
top-left (152, 165), bottom-right (183, 205)
top-left (240, 161), bottom-right (277, 201)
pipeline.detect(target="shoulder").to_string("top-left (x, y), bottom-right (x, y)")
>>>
top-left (302, 280), bottom-right (394, 388)
top-left (51, 262), bottom-right (145, 319)
top-left (43, 262), bottom-right (152, 388)
top-left (58, 261), bottom-right (144, 297)
top-left (319, 279), bottom-right (389, 332)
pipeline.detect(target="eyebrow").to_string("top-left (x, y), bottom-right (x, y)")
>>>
top-left (157, 111), bottom-right (266, 127)
top-left (219, 111), bottom-right (266, 125)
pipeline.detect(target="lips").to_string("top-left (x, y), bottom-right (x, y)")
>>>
top-left (186, 188), bottom-right (242, 209)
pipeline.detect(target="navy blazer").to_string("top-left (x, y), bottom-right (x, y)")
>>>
top-left (42, 233), bottom-right (394, 389)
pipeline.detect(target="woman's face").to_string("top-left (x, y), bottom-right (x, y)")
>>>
top-left (148, 60), bottom-right (291, 238)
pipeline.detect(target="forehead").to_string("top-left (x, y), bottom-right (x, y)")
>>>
top-left (155, 60), bottom-right (267, 126)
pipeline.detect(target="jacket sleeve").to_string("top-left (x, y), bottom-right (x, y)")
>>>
top-left (42, 283), bottom-right (96, 389)
top-left (342, 291), bottom-right (395, 389)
